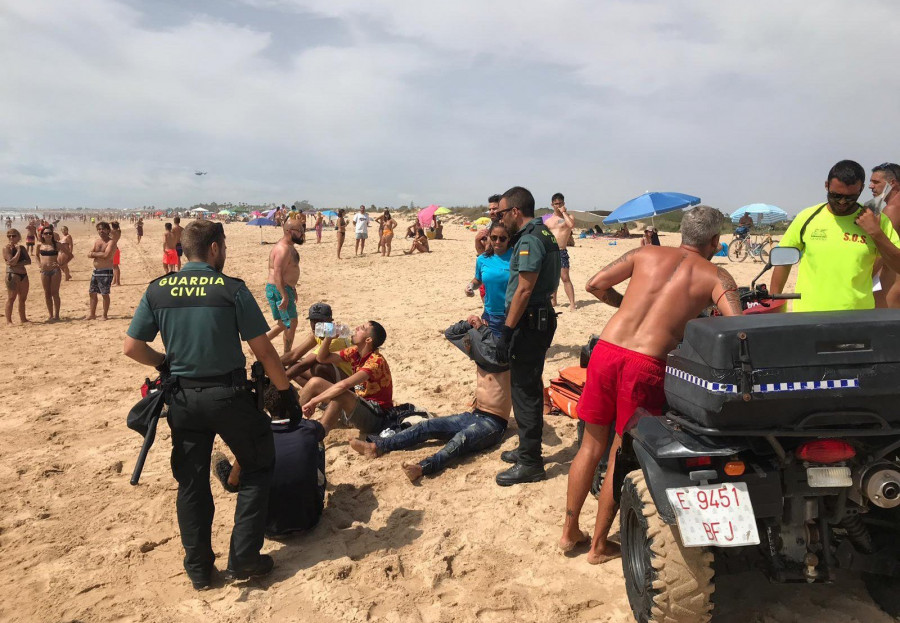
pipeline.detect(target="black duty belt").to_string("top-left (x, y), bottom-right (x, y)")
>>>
top-left (179, 369), bottom-right (247, 389)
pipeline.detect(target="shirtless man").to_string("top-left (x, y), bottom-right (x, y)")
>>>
top-left (172, 216), bottom-right (184, 270)
top-left (869, 163), bottom-right (900, 308)
top-left (25, 220), bottom-right (37, 256)
top-left (560, 205), bottom-right (743, 562)
top-left (475, 194), bottom-right (502, 255)
top-left (86, 221), bottom-right (118, 320)
top-left (265, 217), bottom-right (304, 353)
top-left (162, 223), bottom-right (178, 274)
top-left (547, 193), bottom-right (577, 309)
top-left (58, 226), bottom-right (74, 281)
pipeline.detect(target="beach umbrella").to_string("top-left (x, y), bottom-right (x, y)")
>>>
top-left (473, 217), bottom-right (491, 226)
top-left (265, 208), bottom-right (278, 218)
top-left (730, 204), bottom-right (789, 225)
top-left (247, 217), bottom-right (277, 243)
top-left (417, 204), bottom-right (441, 227)
top-left (218, 209), bottom-right (233, 216)
top-left (434, 207), bottom-right (451, 215)
top-left (191, 208), bottom-right (210, 213)
top-left (322, 210), bottom-right (339, 218)
top-left (603, 192), bottom-right (701, 225)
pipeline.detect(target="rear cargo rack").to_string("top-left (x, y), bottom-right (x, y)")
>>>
top-left (666, 410), bottom-right (900, 438)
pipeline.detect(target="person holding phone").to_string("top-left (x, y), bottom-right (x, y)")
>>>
top-left (770, 160), bottom-right (900, 312)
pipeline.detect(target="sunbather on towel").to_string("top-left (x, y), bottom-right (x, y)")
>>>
top-left (350, 316), bottom-right (510, 482)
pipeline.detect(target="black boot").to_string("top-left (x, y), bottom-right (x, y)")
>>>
top-left (496, 463), bottom-right (546, 486)
top-left (500, 449), bottom-right (519, 464)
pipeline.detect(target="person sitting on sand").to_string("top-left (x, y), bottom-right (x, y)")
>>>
top-left (433, 217), bottom-right (444, 240)
top-left (350, 315), bottom-right (509, 482)
top-left (297, 321), bottom-right (392, 436)
top-left (213, 385), bottom-right (328, 538)
top-left (281, 302), bottom-right (353, 386)
top-left (614, 224), bottom-right (630, 238)
top-left (405, 222), bottom-right (418, 239)
top-left (404, 228), bottom-right (430, 254)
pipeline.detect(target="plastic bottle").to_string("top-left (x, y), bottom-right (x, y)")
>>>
top-left (315, 322), bottom-right (351, 339)
top-left (608, 241), bottom-right (617, 246)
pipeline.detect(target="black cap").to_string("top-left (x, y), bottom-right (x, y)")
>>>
top-left (307, 302), bottom-right (333, 321)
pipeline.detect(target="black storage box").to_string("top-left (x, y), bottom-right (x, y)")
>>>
top-left (665, 310), bottom-right (900, 430)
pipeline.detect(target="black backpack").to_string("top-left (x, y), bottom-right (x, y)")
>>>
top-left (265, 419), bottom-right (327, 537)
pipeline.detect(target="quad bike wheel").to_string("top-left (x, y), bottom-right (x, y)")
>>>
top-left (620, 470), bottom-right (715, 623)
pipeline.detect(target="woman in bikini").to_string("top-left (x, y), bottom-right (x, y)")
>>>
top-left (36, 226), bottom-right (62, 321)
top-left (25, 221), bottom-right (37, 256)
top-left (58, 226), bottom-right (74, 281)
top-left (404, 228), bottom-right (431, 254)
top-left (314, 212), bottom-right (324, 244)
top-left (379, 210), bottom-right (398, 257)
top-left (4, 229), bottom-right (30, 323)
top-left (336, 209), bottom-right (347, 260)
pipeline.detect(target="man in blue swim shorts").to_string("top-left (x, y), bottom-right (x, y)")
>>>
top-left (265, 217), bottom-right (304, 353)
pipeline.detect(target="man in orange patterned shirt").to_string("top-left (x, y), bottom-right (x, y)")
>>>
top-left (299, 321), bottom-right (392, 435)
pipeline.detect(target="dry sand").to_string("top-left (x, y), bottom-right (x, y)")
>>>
top-left (0, 218), bottom-right (891, 623)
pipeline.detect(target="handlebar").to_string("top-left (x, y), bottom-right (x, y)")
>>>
top-left (771, 293), bottom-right (801, 300)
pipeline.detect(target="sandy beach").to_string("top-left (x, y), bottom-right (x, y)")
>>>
top-left (1, 217), bottom-right (891, 623)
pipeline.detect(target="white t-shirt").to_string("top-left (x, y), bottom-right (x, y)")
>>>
top-left (353, 213), bottom-right (369, 234)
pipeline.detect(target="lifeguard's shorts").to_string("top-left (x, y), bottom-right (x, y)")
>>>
top-left (163, 249), bottom-right (178, 266)
top-left (577, 340), bottom-right (666, 434)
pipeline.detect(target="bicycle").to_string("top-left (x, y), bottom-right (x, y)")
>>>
top-left (728, 229), bottom-right (774, 263)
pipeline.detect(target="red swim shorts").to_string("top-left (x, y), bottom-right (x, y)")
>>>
top-left (577, 339), bottom-right (666, 434)
top-left (163, 249), bottom-right (178, 265)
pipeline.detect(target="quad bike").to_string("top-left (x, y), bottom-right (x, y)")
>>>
top-left (615, 247), bottom-right (900, 622)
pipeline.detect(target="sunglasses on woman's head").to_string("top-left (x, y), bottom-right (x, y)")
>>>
top-left (490, 235), bottom-right (508, 242)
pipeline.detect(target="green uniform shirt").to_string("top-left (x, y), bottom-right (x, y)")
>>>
top-left (778, 203), bottom-right (900, 312)
top-left (127, 262), bottom-right (270, 377)
top-left (505, 217), bottom-right (561, 308)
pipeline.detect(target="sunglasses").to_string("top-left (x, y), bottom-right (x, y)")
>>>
top-left (7, 235), bottom-right (18, 239)
top-left (827, 191), bottom-right (861, 204)
top-left (495, 207), bottom-right (513, 218)
top-left (490, 235), bottom-right (508, 242)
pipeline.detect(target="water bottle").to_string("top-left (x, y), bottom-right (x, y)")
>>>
top-left (315, 322), bottom-right (351, 339)
top-left (608, 241), bottom-right (617, 246)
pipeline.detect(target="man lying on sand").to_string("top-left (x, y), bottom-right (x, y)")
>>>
top-left (561, 205), bottom-right (743, 563)
top-left (299, 321), bottom-right (393, 435)
top-left (350, 316), bottom-right (509, 482)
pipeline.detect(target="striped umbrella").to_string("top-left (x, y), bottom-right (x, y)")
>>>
top-left (730, 204), bottom-right (789, 225)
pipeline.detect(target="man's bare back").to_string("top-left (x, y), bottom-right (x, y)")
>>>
top-left (163, 230), bottom-right (176, 251)
top-left (172, 224), bottom-right (183, 245)
top-left (588, 245), bottom-right (742, 359)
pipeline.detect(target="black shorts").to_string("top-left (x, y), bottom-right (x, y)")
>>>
top-left (343, 398), bottom-right (387, 434)
top-left (89, 269), bottom-right (113, 295)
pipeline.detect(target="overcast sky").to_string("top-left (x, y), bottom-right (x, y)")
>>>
top-left (2, 0), bottom-right (898, 214)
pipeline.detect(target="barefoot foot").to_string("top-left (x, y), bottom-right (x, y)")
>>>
top-left (559, 529), bottom-right (590, 553)
top-left (401, 462), bottom-right (423, 482)
top-left (586, 541), bottom-right (621, 564)
top-left (349, 438), bottom-right (379, 459)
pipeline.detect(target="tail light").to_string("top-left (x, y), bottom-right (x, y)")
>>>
top-left (685, 456), bottom-right (712, 468)
top-left (796, 440), bottom-right (855, 464)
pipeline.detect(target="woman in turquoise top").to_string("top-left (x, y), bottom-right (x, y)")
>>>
top-left (466, 222), bottom-right (513, 338)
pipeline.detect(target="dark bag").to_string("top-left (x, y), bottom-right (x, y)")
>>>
top-left (580, 334), bottom-right (600, 368)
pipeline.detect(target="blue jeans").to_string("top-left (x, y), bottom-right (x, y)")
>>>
top-left (481, 312), bottom-right (507, 339)
top-left (375, 411), bottom-right (507, 476)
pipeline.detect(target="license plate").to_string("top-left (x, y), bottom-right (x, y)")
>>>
top-left (665, 483), bottom-right (760, 548)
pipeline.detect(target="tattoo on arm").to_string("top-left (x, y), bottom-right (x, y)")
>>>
top-left (716, 267), bottom-right (742, 315)
top-left (600, 287), bottom-right (624, 308)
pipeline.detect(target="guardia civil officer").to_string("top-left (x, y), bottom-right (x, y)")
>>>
top-left (495, 186), bottom-right (560, 486)
top-left (123, 220), bottom-right (302, 590)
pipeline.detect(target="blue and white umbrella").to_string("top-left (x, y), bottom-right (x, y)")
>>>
top-left (730, 204), bottom-right (789, 225)
top-left (603, 192), bottom-right (701, 225)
